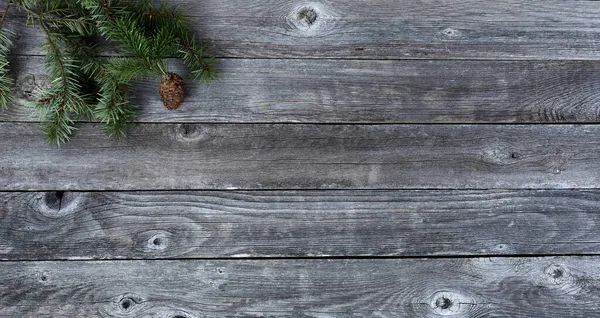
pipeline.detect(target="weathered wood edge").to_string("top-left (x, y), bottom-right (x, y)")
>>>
top-left (6, 0), bottom-right (600, 60)
top-left (3, 190), bottom-right (600, 260)
top-left (1, 123), bottom-right (599, 191)
top-left (1, 257), bottom-right (598, 317)
top-left (4, 57), bottom-right (600, 124)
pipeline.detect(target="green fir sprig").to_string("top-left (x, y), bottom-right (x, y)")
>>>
top-left (0, 5), bottom-right (14, 111)
top-left (0, 0), bottom-right (217, 145)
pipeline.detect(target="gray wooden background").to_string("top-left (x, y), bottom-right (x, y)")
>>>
top-left (2, 0), bottom-right (600, 317)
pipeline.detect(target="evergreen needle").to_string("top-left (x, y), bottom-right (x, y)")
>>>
top-left (0, 0), bottom-right (217, 145)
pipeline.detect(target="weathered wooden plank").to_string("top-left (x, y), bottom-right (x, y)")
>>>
top-left (6, 0), bottom-right (600, 59)
top-left (5, 56), bottom-right (600, 123)
top-left (1, 123), bottom-right (599, 190)
top-left (3, 190), bottom-right (600, 260)
top-left (0, 257), bottom-right (598, 317)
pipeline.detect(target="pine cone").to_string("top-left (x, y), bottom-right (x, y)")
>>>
top-left (159, 72), bottom-right (186, 110)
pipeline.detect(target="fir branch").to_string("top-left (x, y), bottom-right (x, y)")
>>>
top-left (92, 56), bottom-right (152, 137)
top-left (31, 11), bottom-right (91, 145)
top-left (63, 34), bottom-right (102, 83)
top-left (4, 0), bottom-right (217, 144)
top-left (177, 36), bottom-right (217, 84)
top-left (45, 15), bottom-right (96, 36)
top-left (82, 0), bottom-right (217, 83)
top-left (103, 56), bottom-right (151, 82)
top-left (0, 2), bottom-right (14, 111)
top-left (41, 110), bottom-right (76, 145)
top-left (108, 15), bottom-right (174, 76)
top-left (36, 89), bottom-right (81, 145)
top-left (0, 28), bottom-right (14, 111)
top-left (132, 0), bottom-right (187, 36)
top-left (77, 0), bottom-right (121, 36)
top-left (78, 0), bottom-right (152, 138)
top-left (80, 0), bottom-right (171, 76)
top-left (94, 79), bottom-right (136, 138)
top-left (128, 1), bottom-right (218, 84)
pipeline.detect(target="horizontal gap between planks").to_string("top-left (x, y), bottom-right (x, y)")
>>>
top-left (3, 253), bottom-right (600, 263)
top-left (10, 52), bottom-right (600, 62)
top-left (3, 121), bottom-right (600, 126)
top-left (3, 187), bottom-right (600, 193)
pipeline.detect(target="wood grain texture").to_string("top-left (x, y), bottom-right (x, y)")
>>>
top-left (3, 190), bottom-right (600, 260)
top-left (1, 257), bottom-right (599, 317)
top-left (5, 1), bottom-right (600, 315)
top-left (4, 57), bottom-right (600, 123)
top-left (2, 123), bottom-right (599, 191)
top-left (6, 0), bottom-right (600, 59)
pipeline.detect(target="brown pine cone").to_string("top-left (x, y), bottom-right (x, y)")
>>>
top-left (159, 72), bottom-right (186, 110)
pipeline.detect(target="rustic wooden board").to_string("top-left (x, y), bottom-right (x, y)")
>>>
top-left (2, 123), bottom-right (599, 191)
top-left (1, 257), bottom-right (599, 317)
top-left (3, 190), bottom-right (600, 260)
top-left (4, 57), bottom-right (600, 123)
top-left (6, 0), bottom-right (600, 59)
top-left (5, 1), bottom-right (600, 315)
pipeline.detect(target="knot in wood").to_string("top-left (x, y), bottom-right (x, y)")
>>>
top-left (287, 3), bottom-right (335, 34)
top-left (44, 191), bottom-right (64, 211)
top-left (119, 296), bottom-right (136, 312)
top-left (174, 123), bottom-right (209, 143)
top-left (442, 27), bottom-right (462, 38)
top-left (39, 191), bottom-right (81, 218)
top-left (481, 145), bottom-right (523, 166)
top-left (147, 232), bottom-right (171, 252)
top-left (545, 264), bottom-right (571, 284)
top-left (298, 8), bottom-right (318, 25)
top-left (179, 123), bottom-right (198, 138)
top-left (436, 296), bottom-right (453, 310)
top-left (429, 291), bottom-right (472, 316)
top-left (112, 293), bottom-right (144, 314)
top-left (293, 6), bottom-right (320, 32)
top-left (286, 3), bottom-right (338, 36)
top-left (494, 243), bottom-right (509, 252)
top-left (38, 272), bottom-right (49, 283)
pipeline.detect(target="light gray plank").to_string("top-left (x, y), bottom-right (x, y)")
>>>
top-left (6, 0), bottom-right (600, 59)
top-left (1, 257), bottom-right (599, 317)
top-left (4, 57), bottom-right (600, 123)
top-left (3, 190), bottom-right (600, 260)
top-left (1, 123), bottom-right (599, 190)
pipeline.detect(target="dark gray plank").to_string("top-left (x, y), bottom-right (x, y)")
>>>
top-left (5, 57), bottom-right (600, 123)
top-left (6, 0), bottom-right (600, 59)
top-left (3, 190), bottom-right (600, 260)
top-left (1, 257), bottom-right (599, 317)
top-left (1, 123), bottom-right (599, 191)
